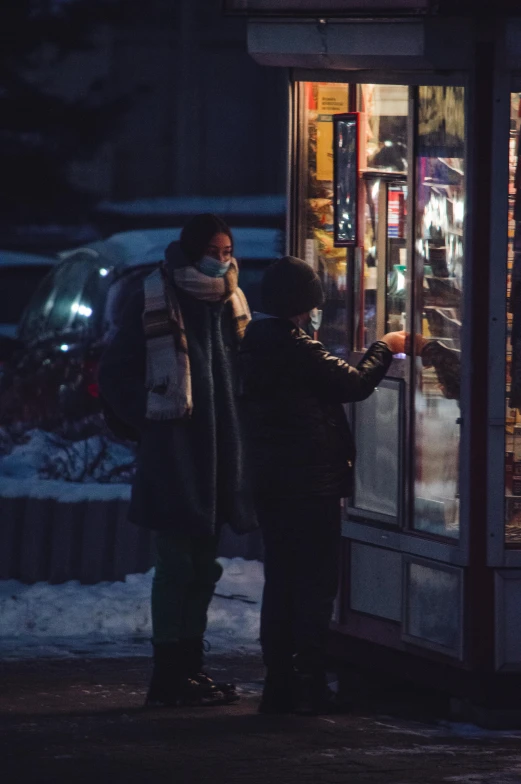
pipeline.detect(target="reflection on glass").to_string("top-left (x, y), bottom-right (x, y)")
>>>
top-left (334, 114), bottom-right (358, 245)
top-left (356, 84), bottom-right (409, 351)
top-left (359, 176), bottom-right (407, 349)
top-left (505, 91), bottom-right (521, 547)
top-left (353, 380), bottom-right (401, 520)
top-left (387, 184), bottom-right (408, 332)
top-left (298, 81), bottom-right (350, 358)
top-left (360, 84), bottom-right (408, 174)
top-left (413, 86), bottom-right (465, 539)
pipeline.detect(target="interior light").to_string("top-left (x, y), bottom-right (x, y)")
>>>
top-left (453, 200), bottom-right (464, 222)
top-left (384, 140), bottom-right (393, 147)
top-left (60, 344), bottom-right (69, 352)
top-left (99, 268), bottom-right (109, 277)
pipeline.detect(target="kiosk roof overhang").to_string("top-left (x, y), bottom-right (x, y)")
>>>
top-left (246, 17), bottom-right (477, 71)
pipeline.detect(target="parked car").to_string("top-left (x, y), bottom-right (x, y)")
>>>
top-left (0, 250), bottom-right (56, 338)
top-left (0, 228), bottom-right (283, 437)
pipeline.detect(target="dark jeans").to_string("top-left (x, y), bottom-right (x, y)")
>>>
top-left (151, 532), bottom-right (223, 644)
top-left (257, 496), bottom-right (342, 669)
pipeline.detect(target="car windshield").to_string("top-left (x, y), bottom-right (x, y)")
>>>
top-left (102, 265), bottom-right (156, 341)
top-left (18, 254), bottom-right (112, 344)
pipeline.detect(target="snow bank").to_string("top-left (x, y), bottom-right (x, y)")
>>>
top-left (0, 429), bottom-right (134, 500)
top-left (0, 557), bottom-right (263, 660)
top-left (0, 477), bottom-right (131, 502)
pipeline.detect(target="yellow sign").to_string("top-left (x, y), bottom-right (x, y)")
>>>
top-left (316, 84), bottom-right (348, 181)
top-left (317, 84), bottom-right (349, 116)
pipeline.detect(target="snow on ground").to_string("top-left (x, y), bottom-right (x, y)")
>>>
top-left (0, 429), bottom-right (134, 500)
top-left (0, 477), bottom-right (131, 502)
top-left (0, 557), bottom-right (263, 661)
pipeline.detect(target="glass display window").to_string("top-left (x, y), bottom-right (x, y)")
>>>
top-left (358, 174), bottom-right (408, 349)
top-left (295, 81), bottom-right (410, 357)
top-left (412, 86), bottom-right (465, 539)
top-left (295, 81), bottom-right (351, 358)
top-left (355, 84), bottom-right (409, 351)
top-left (294, 79), bottom-right (466, 539)
top-left (505, 92), bottom-right (521, 547)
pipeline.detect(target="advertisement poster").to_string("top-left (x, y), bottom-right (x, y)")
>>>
top-left (316, 84), bottom-right (348, 181)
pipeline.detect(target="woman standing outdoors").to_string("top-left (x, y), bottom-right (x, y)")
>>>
top-left (239, 256), bottom-right (406, 716)
top-left (99, 214), bottom-right (256, 708)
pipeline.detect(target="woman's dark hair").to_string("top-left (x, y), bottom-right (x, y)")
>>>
top-left (179, 213), bottom-right (233, 264)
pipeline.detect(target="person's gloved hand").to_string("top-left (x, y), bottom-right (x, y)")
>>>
top-left (381, 330), bottom-right (406, 354)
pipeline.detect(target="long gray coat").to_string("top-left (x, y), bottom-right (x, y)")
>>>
top-left (98, 261), bottom-right (257, 536)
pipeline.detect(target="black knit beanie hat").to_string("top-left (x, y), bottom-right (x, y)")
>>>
top-left (261, 256), bottom-right (324, 318)
top-left (179, 213), bottom-right (233, 264)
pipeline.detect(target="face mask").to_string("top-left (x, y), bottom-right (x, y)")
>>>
top-left (309, 308), bottom-right (323, 332)
top-left (197, 256), bottom-right (231, 278)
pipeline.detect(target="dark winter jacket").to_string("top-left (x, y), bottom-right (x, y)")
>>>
top-left (98, 258), bottom-right (257, 535)
top-left (238, 317), bottom-right (393, 499)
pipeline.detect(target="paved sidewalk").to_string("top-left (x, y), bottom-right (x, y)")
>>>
top-left (2, 654), bottom-right (521, 784)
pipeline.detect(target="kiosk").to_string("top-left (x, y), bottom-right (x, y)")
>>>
top-left (225, 1), bottom-right (521, 717)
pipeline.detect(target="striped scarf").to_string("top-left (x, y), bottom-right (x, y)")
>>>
top-left (143, 259), bottom-right (250, 420)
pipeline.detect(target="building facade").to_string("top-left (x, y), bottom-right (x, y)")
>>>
top-left (42, 0), bottom-right (287, 202)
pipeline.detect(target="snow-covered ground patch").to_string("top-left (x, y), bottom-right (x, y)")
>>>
top-left (0, 429), bottom-right (135, 499)
top-left (0, 557), bottom-right (263, 660)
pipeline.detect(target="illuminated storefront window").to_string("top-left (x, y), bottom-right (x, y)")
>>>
top-left (413, 86), bottom-right (465, 539)
top-left (295, 81), bottom-right (350, 357)
top-left (295, 81), bottom-right (409, 356)
top-left (505, 92), bottom-right (521, 546)
top-left (295, 80), bottom-right (466, 537)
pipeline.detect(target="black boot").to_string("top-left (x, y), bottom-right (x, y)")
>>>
top-left (177, 638), bottom-right (239, 703)
top-left (145, 642), bottom-right (235, 708)
top-left (293, 651), bottom-right (350, 716)
top-left (258, 665), bottom-right (295, 714)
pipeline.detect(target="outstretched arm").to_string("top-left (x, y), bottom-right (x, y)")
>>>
top-left (292, 334), bottom-right (394, 404)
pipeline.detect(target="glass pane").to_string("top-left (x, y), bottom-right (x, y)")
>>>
top-left (360, 84), bottom-right (408, 175)
top-left (413, 86), bottom-right (465, 539)
top-left (357, 84), bottom-right (408, 350)
top-left (405, 562), bottom-right (461, 652)
top-left (360, 176), bottom-right (381, 347)
top-left (352, 379), bottom-right (402, 520)
top-left (387, 183), bottom-right (408, 332)
top-left (297, 82), bottom-right (350, 358)
top-left (505, 92), bottom-right (521, 547)
top-left (334, 114), bottom-right (358, 245)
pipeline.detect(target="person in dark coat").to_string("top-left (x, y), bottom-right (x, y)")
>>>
top-left (98, 214), bottom-right (257, 708)
top-left (238, 256), bottom-right (406, 715)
